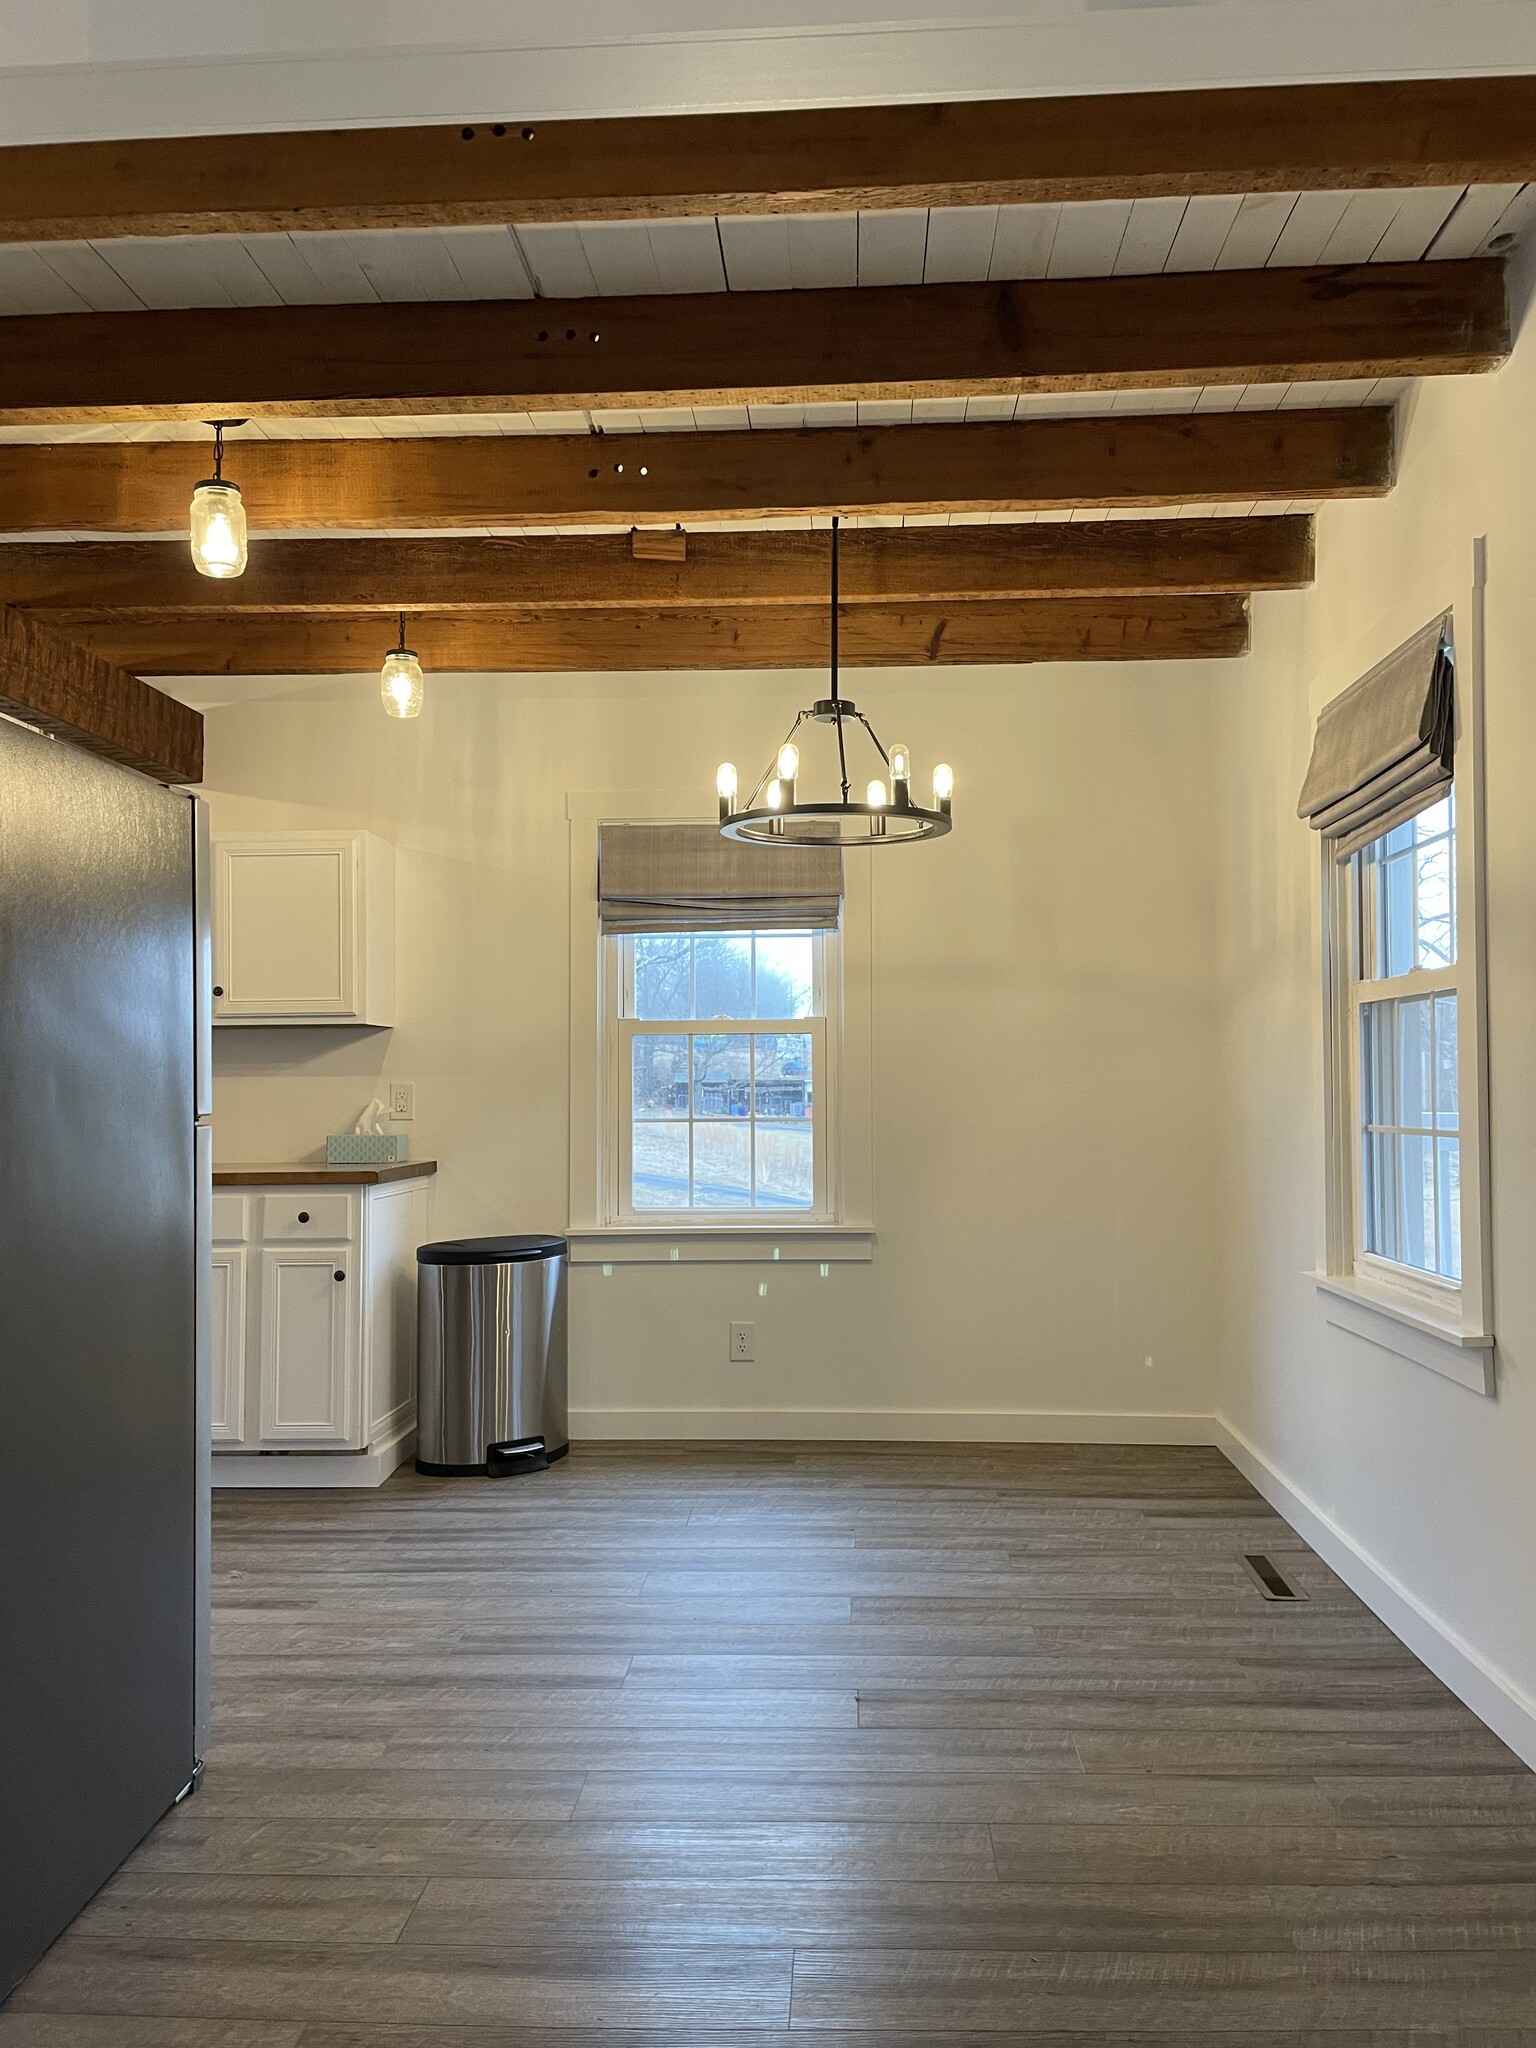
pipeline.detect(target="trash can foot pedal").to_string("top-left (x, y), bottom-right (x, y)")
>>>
top-left (487, 1435), bottom-right (550, 1476)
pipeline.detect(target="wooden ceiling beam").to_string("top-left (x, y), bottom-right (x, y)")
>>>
top-left (0, 265), bottom-right (1503, 425)
top-left (52, 597), bottom-right (1250, 673)
top-left (0, 411), bottom-right (1393, 532)
top-left (0, 520), bottom-right (1312, 613)
top-left (0, 606), bottom-right (202, 782)
top-left (2, 78), bottom-right (1535, 238)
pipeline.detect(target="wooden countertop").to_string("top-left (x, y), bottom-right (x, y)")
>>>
top-left (214, 1161), bottom-right (438, 1187)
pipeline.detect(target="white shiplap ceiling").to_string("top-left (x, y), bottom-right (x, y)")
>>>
top-left (0, 182), bottom-right (1530, 322)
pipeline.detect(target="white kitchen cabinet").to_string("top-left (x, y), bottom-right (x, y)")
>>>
top-left (258, 1245), bottom-right (356, 1444)
top-left (208, 1244), bottom-right (246, 1446)
top-left (212, 831), bottom-right (395, 1026)
top-left (211, 1165), bottom-right (434, 1486)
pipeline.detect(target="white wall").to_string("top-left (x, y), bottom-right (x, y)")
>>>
top-left (1213, 297), bottom-right (1536, 1761)
top-left (197, 658), bottom-right (1221, 1439)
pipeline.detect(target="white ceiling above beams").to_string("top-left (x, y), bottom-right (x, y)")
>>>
top-left (1, 1), bottom-right (1535, 144)
top-left (0, 182), bottom-right (1531, 322)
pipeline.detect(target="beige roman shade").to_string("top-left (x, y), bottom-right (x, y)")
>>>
top-left (1297, 614), bottom-right (1455, 857)
top-left (598, 823), bottom-right (843, 934)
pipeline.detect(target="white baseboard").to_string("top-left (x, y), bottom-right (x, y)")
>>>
top-left (570, 1407), bottom-right (1217, 1444)
top-left (213, 1423), bottom-right (416, 1489)
top-left (1212, 1414), bottom-right (1536, 1772)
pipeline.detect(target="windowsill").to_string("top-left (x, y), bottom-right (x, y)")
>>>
top-left (1308, 1272), bottom-right (1495, 1396)
top-left (569, 1224), bottom-right (875, 1264)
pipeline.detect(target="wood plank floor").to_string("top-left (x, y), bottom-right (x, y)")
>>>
top-left (4, 1441), bottom-right (1535, 2044)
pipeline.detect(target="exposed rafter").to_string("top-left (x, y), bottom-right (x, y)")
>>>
top-left (0, 521), bottom-right (1312, 614)
top-left (0, 266), bottom-right (1503, 425)
top-left (52, 597), bottom-right (1251, 673)
top-left (0, 606), bottom-right (202, 782)
top-left (0, 413), bottom-right (1392, 532)
top-left (1, 78), bottom-right (1534, 238)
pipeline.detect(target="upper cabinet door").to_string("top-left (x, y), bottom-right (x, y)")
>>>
top-left (212, 831), bottom-right (394, 1026)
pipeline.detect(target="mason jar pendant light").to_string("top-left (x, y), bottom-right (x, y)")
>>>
top-left (716, 518), bottom-right (953, 846)
top-left (380, 613), bottom-right (425, 719)
top-left (188, 420), bottom-right (249, 579)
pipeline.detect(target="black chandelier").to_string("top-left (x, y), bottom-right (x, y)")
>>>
top-left (716, 517), bottom-right (953, 846)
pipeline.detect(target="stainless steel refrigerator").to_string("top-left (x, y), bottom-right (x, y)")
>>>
top-left (0, 713), bottom-right (210, 1997)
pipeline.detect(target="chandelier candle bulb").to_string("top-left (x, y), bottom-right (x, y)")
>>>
top-left (933, 763), bottom-right (954, 816)
top-left (777, 742), bottom-right (800, 801)
top-left (716, 761), bottom-right (738, 822)
top-left (765, 778), bottom-right (784, 810)
top-left (889, 743), bottom-right (912, 807)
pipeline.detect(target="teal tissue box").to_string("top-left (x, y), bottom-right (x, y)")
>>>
top-left (326, 1134), bottom-right (409, 1165)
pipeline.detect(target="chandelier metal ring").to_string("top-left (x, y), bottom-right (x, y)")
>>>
top-left (722, 800), bottom-right (951, 846)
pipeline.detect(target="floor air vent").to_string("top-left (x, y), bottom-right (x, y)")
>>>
top-left (1242, 1552), bottom-right (1306, 1601)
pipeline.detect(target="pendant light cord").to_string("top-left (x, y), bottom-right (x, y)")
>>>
top-left (398, 611), bottom-right (407, 653)
top-left (211, 423), bottom-right (224, 483)
top-left (830, 517), bottom-right (849, 804)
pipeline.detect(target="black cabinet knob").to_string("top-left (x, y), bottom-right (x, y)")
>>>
top-left (212, 985), bottom-right (224, 997)
top-left (297, 1211), bottom-right (310, 1223)
top-left (333, 1270), bottom-right (345, 1283)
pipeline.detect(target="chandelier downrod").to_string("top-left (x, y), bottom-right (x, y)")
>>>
top-left (831, 517), bottom-right (849, 804)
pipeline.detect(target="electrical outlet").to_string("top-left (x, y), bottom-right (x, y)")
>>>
top-left (389, 1081), bottom-right (415, 1121)
top-left (729, 1321), bottom-right (754, 1363)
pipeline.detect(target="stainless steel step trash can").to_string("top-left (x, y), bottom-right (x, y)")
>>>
top-left (415, 1235), bottom-right (568, 1475)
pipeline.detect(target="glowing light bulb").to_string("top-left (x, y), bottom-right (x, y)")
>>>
top-left (717, 761), bottom-right (738, 821)
top-left (765, 778), bottom-right (784, 810)
top-left (380, 646), bottom-right (425, 719)
top-left (932, 761), bottom-right (953, 814)
top-left (777, 741), bottom-right (800, 785)
top-left (189, 480), bottom-right (247, 579)
top-left (889, 743), bottom-right (911, 783)
top-left (866, 778), bottom-right (888, 809)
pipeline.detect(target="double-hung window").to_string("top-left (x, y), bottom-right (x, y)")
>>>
top-left (1348, 794), bottom-right (1461, 1285)
top-left (612, 929), bottom-right (831, 1220)
top-left (1306, 602), bottom-right (1492, 1375)
top-left (571, 810), bottom-right (870, 1260)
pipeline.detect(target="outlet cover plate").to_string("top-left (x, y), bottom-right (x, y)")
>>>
top-left (389, 1081), bottom-right (415, 1121)
top-left (729, 1321), bottom-right (754, 1362)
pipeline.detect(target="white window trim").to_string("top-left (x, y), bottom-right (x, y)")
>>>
top-left (566, 789), bottom-right (874, 1262)
top-left (1313, 549), bottom-right (1495, 1396)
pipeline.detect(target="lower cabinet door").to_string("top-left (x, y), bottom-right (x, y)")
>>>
top-left (258, 1246), bottom-right (360, 1446)
top-left (209, 1245), bottom-right (247, 1445)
